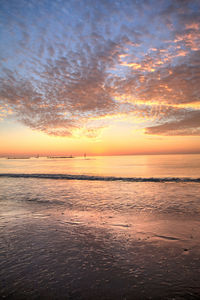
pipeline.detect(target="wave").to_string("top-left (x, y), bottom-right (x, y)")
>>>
top-left (0, 173), bottom-right (200, 182)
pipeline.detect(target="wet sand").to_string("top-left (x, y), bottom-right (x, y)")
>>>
top-left (1, 176), bottom-right (200, 299)
top-left (1, 206), bottom-right (200, 300)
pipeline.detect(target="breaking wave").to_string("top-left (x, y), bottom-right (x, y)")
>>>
top-left (0, 173), bottom-right (200, 182)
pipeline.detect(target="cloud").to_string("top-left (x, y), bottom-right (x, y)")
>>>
top-left (145, 110), bottom-right (200, 135)
top-left (0, 0), bottom-right (200, 137)
top-left (0, 40), bottom-right (122, 135)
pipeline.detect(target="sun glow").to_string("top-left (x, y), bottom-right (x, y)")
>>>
top-left (0, 0), bottom-right (200, 156)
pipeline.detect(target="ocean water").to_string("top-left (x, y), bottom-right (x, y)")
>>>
top-left (0, 154), bottom-right (200, 299)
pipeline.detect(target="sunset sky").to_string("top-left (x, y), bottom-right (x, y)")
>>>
top-left (0, 0), bottom-right (200, 156)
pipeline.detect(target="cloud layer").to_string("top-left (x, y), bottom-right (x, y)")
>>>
top-left (0, 0), bottom-right (200, 136)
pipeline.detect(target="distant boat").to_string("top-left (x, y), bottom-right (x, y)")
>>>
top-left (7, 157), bottom-right (30, 159)
top-left (47, 155), bottom-right (74, 159)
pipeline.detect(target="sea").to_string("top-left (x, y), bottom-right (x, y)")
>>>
top-left (0, 154), bottom-right (200, 299)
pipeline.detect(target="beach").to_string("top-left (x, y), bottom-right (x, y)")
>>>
top-left (0, 155), bottom-right (200, 299)
top-left (1, 0), bottom-right (200, 297)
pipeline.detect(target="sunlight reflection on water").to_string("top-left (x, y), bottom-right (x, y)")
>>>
top-left (1, 154), bottom-right (200, 178)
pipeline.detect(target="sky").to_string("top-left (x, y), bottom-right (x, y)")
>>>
top-left (0, 0), bottom-right (200, 156)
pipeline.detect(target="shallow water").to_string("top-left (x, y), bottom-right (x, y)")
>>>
top-left (0, 155), bottom-right (200, 299)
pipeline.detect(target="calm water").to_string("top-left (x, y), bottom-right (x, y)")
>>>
top-left (1, 154), bottom-right (200, 178)
top-left (0, 155), bottom-right (200, 299)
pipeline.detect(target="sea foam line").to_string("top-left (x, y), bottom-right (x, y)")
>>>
top-left (0, 173), bottom-right (199, 182)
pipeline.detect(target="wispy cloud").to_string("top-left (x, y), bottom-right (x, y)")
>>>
top-left (145, 110), bottom-right (200, 135)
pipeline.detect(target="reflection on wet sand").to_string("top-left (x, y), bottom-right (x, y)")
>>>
top-left (58, 208), bottom-right (200, 250)
top-left (1, 205), bottom-right (200, 299)
top-left (1, 177), bottom-right (200, 299)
